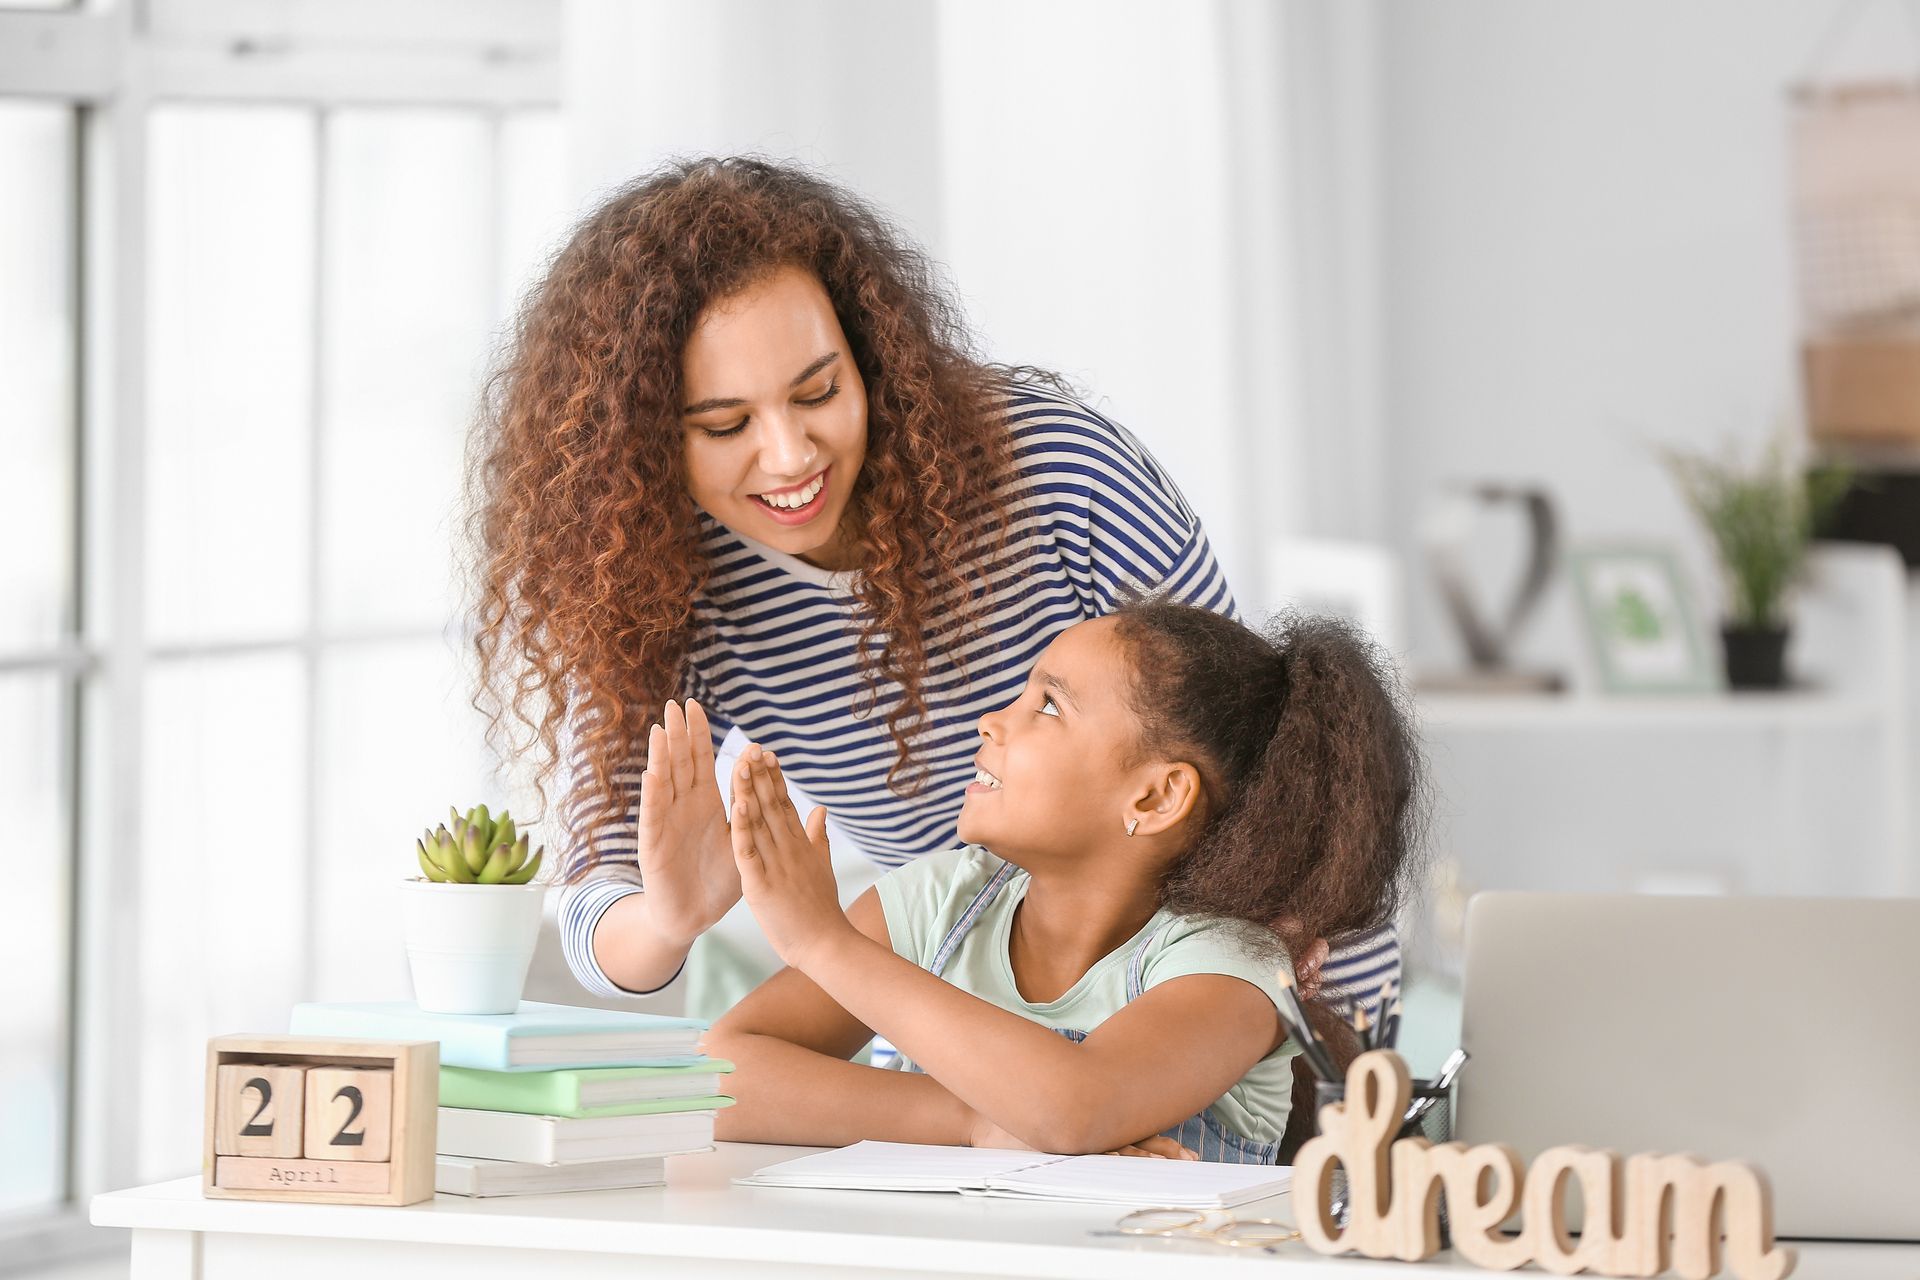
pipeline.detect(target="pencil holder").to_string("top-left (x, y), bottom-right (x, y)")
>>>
top-left (1312, 1073), bottom-right (1454, 1244)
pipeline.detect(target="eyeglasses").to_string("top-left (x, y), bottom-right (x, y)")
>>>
top-left (1091, 1206), bottom-right (1302, 1251)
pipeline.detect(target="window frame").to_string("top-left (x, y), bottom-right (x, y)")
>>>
top-left (0, 0), bottom-right (558, 1263)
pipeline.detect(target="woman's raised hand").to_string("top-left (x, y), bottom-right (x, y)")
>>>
top-left (634, 699), bottom-right (741, 947)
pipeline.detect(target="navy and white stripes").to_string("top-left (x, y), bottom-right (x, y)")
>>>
top-left (557, 387), bottom-right (1400, 1004)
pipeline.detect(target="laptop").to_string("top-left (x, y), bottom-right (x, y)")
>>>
top-left (1456, 891), bottom-right (1920, 1242)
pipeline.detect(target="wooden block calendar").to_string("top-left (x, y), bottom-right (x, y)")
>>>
top-left (204, 1035), bottom-right (437, 1206)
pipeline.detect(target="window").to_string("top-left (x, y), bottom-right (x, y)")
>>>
top-left (0, 97), bottom-right (77, 1221)
top-left (0, 0), bottom-right (565, 1252)
top-left (138, 100), bottom-right (567, 1186)
top-left (147, 106), bottom-right (316, 646)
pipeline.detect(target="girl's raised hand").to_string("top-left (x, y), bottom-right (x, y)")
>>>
top-left (634, 699), bottom-right (741, 947)
top-left (728, 746), bottom-right (852, 971)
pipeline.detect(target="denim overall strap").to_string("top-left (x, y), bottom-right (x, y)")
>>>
top-left (927, 866), bottom-right (1103, 1051)
top-left (894, 861), bottom-right (1023, 1076)
top-left (898, 863), bottom-right (1092, 1075)
top-left (1125, 923), bottom-right (1282, 1166)
top-left (927, 860), bottom-right (1021, 979)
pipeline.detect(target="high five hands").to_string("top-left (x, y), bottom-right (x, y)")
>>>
top-left (727, 745), bottom-right (856, 971)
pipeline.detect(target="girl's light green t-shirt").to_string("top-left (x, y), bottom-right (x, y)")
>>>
top-left (874, 844), bottom-right (1299, 1147)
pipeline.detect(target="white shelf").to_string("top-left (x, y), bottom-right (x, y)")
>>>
top-left (1406, 549), bottom-right (1914, 899)
top-left (1416, 690), bottom-right (1888, 732)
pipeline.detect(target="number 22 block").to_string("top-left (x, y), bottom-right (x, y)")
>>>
top-left (303, 1067), bottom-right (393, 1162)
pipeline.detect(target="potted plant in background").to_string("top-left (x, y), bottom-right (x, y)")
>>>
top-left (403, 805), bottom-right (548, 1014)
top-left (1662, 440), bottom-right (1850, 690)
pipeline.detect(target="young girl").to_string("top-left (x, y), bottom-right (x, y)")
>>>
top-left (682, 599), bottom-right (1423, 1161)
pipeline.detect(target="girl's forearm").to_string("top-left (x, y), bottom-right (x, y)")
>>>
top-left (797, 931), bottom-right (1107, 1151)
top-left (705, 1030), bottom-right (974, 1147)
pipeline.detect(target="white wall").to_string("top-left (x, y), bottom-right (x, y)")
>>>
top-left (1372, 0), bottom-right (1915, 669)
top-left (564, 0), bottom-right (946, 246)
top-left (561, 0), bottom-right (1319, 600)
top-left (930, 0), bottom-right (1306, 596)
top-left (1367, 2), bottom-right (1919, 904)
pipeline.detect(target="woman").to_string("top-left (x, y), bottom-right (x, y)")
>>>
top-left (464, 156), bottom-right (1399, 1015)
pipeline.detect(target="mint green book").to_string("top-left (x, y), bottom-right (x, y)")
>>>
top-left (290, 1000), bottom-right (709, 1071)
top-left (439, 1058), bottom-right (737, 1118)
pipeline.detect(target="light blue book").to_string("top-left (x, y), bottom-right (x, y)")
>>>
top-left (288, 1000), bottom-right (710, 1072)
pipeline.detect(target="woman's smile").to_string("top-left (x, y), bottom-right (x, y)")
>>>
top-left (750, 465), bottom-right (832, 525)
top-left (680, 265), bottom-right (870, 568)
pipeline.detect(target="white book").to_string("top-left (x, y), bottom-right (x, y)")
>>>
top-left (436, 1153), bottom-right (669, 1198)
top-left (437, 1106), bottom-right (716, 1165)
top-left (735, 1141), bottom-right (1292, 1210)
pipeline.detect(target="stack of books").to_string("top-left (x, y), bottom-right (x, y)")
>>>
top-left (288, 999), bottom-right (734, 1197)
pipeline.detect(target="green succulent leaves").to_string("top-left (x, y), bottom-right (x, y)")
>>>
top-left (416, 805), bottom-right (545, 885)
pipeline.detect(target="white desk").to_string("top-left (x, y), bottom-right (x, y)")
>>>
top-left (91, 1142), bottom-right (1920, 1279)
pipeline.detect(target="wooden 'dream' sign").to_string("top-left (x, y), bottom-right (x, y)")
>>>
top-left (204, 1035), bottom-right (437, 1207)
top-left (1292, 1051), bottom-right (1796, 1280)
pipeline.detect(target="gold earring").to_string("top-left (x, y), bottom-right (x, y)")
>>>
top-left (1126, 819), bottom-right (1139, 837)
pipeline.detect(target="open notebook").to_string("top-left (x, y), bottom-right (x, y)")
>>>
top-left (735, 1141), bottom-right (1292, 1210)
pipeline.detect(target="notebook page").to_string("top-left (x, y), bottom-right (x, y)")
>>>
top-left (983, 1153), bottom-right (1292, 1210)
top-left (736, 1140), bottom-right (1069, 1191)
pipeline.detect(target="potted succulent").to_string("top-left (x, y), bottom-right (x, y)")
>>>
top-left (402, 804), bottom-right (548, 1014)
top-left (1662, 440), bottom-right (1850, 689)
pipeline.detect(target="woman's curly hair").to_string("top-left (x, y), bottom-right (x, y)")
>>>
top-left (462, 156), bottom-right (1045, 875)
top-left (1110, 599), bottom-right (1431, 967)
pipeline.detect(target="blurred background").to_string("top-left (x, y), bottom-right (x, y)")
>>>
top-left (5, 0), bottom-right (1917, 1273)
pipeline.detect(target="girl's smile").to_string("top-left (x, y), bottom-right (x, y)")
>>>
top-left (957, 618), bottom-right (1164, 860)
top-left (965, 765), bottom-right (1002, 795)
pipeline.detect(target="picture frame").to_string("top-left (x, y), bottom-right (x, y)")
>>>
top-left (1566, 545), bottom-right (1722, 695)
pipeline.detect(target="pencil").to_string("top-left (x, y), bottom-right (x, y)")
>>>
top-left (1384, 997), bottom-right (1404, 1050)
top-left (1274, 966), bottom-right (1340, 1081)
top-left (1403, 1048), bottom-right (1470, 1128)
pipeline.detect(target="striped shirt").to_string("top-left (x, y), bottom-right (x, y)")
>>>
top-left (558, 387), bottom-right (1400, 1007)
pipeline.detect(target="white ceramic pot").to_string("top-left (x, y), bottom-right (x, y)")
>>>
top-left (399, 879), bottom-right (547, 1015)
